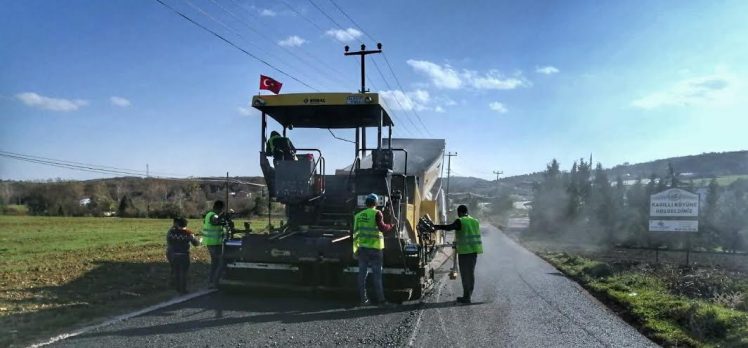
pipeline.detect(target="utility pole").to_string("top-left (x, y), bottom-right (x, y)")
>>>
top-left (344, 43), bottom-right (382, 94)
top-left (445, 152), bottom-right (458, 212)
top-left (493, 170), bottom-right (503, 182)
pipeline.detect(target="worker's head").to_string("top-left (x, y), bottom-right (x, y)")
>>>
top-left (213, 200), bottom-right (225, 213)
top-left (365, 193), bottom-right (378, 207)
top-left (270, 131), bottom-right (280, 137)
top-left (173, 217), bottom-right (188, 228)
top-left (457, 205), bottom-right (468, 217)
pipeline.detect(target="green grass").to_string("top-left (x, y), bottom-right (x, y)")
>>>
top-left (0, 215), bottom-right (276, 347)
top-left (714, 174), bottom-right (748, 186)
top-left (543, 253), bottom-right (748, 347)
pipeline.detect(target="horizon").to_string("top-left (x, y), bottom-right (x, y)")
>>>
top-left (2, 148), bottom-right (744, 183)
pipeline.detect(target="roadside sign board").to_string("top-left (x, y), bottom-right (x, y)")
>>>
top-left (649, 188), bottom-right (699, 232)
top-left (649, 219), bottom-right (699, 232)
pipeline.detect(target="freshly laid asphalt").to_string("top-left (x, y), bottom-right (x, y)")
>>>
top-left (50, 220), bottom-right (656, 347)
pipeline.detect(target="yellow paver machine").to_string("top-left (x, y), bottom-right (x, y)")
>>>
top-left (220, 92), bottom-right (448, 301)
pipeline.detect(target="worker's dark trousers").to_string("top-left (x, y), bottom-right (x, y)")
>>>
top-left (458, 253), bottom-right (478, 299)
top-left (357, 248), bottom-right (385, 303)
top-left (170, 253), bottom-right (190, 293)
top-left (207, 245), bottom-right (223, 285)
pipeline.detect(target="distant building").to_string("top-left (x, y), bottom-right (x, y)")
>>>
top-left (79, 197), bottom-right (91, 206)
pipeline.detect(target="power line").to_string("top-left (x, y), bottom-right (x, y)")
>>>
top-left (153, 0), bottom-right (318, 91)
top-left (371, 58), bottom-right (422, 135)
top-left (307, 0), bottom-right (348, 34)
top-left (328, 0), bottom-right (376, 42)
top-left (328, 129), bottom-right (356, 144)
top-left (322, 0), bottom-right (432, 137)
top-left (214, 0), bottom-right (349, 88)
top-left (281, 0), bottom-right (417, 135)
top-left (382, 53), bottom-right (433, 136)
top-left (182, 0), bottom-right (331, 90)
top-left (1, 150), bottom-right (264, 186)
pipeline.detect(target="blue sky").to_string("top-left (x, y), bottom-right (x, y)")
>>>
top-left (1, 0), bottom-right (747, 180)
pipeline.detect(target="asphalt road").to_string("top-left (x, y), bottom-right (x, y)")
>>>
top-left (51, 221), bottom-right (656, 347)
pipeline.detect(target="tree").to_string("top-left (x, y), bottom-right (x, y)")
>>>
top-left (529, 159), bottom-right (569, 236)
top-left (589, 163), bottom-right (614, 243)
top-left (668, 162), bottom-right (680, 188)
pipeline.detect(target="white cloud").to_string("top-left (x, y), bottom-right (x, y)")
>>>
top-left (407, 60), bottom-right (530, 90)
top-left (536, 66), bottom-right (560, 75)
top-left (259, 9), bottom-right (276, 16)
top-left (434, 106), bottom-right (445, 113)
top-left (467, 69), bottom-right (529, 89)
top-left (325, 28), bottom-right (362, 42)
top-left (15, 92), bottom-right (88, 112)
top-left (109, 96), bottom-right (131, 107)
top-left (380, 89), bottom-right (431, 111)
top-left (237, 106), bottom-right (254, 116)
top-left (489, 101), bottom-right (508, 114)
top-left (406, 60), bottom-right (462, 89)
top-left (631, 73), bottom-right (737, 110)
top-left (278, 35), bottom-right (306, 47)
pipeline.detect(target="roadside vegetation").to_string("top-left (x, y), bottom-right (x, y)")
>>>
top-left (518, 155), bottom-right (748, 347)
top-left (543, 253), bottom-right (748, 347)
top-left (0, 215), bottom-right (272, 347)
top-left (529, 158), bottom-right (748, 253)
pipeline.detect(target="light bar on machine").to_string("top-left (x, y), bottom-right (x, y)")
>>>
top-left (343, 267), bottom-right (415, 275)
top-left (227, 262), bottom-right (299, 271)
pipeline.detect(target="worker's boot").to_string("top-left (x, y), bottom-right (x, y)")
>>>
top-left (456, 296), bottom-right (471, 304)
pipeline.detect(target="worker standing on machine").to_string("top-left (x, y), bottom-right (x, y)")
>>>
top-left (353, 193), bottom-right (394, 307)
top-left (202, 200), bottom-right (225, 287)
top-left (433, 205), bottom-right (483, 304)
top-left (265, 130), bottom-right (297, 164)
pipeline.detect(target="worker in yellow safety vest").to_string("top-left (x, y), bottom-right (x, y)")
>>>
top-left (265, 130), bottom-right (297, 164)
top-left (353, 193), bottom-right (393, 307)
top-left (433, 204), bottom-right (483, 304)
top-left (202, 200), bottom-right (225, 287)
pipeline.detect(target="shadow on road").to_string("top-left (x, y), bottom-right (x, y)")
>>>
top-left (77, 290), bottom-right (487, 339)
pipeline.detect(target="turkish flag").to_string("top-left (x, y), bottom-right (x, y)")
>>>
top-left (259, 75), bottom-right (282, 94)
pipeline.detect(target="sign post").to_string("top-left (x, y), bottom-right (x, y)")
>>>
top-left (649, 188), bottom-right (700, 265)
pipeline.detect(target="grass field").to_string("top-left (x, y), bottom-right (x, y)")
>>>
top-left (543, 253), bottom-right (748, 347)
top-left (0, 215), bottom-right (275, 347)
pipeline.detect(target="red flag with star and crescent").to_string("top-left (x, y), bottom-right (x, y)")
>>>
top-left (259, 75), bottom-right (282, 94)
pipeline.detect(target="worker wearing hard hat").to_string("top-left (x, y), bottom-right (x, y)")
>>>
top-left (433, 205), bottom-right (483, 304)
top-left (353, 193), bottom-right (394, 307)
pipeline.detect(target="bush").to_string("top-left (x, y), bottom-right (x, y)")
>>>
top-left (583, 262), bottom-right (615, 278)
top-left (1, 204), bottom-right (29, 216)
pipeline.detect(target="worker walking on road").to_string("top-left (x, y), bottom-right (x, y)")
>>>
top-left (353, 193), bottom-right (394, 307)
top-left (202, 200), bottom-right (226, 287)
top-left (166, 217), bottom-right (201, 294)
top-left (433, 205), bottom-right (483, 304)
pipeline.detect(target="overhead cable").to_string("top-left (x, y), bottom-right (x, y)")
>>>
top-left (153, 0), bottom-right (318, 91)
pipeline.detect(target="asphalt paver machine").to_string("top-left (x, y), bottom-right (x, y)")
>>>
top-left (219, 92), bottom-right (448, 301)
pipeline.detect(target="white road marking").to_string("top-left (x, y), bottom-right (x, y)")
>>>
top-left (407, 274), bottom-right (450, 347)
top-left (28, 288), bottom-right (217, 348)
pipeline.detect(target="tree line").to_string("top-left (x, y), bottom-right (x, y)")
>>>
top-left (528, 158), bottom-right (748, 252)
top-left (0, 177), bottom-right (275, 219)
